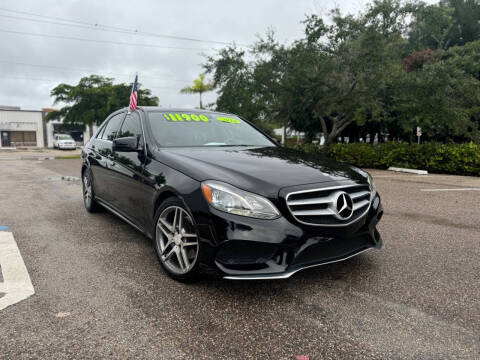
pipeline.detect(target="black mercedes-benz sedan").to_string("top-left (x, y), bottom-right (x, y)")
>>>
top-left (81, 107), bottom-right (383, 280)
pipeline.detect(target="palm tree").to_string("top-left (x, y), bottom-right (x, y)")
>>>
top-left (180, 73), bottom-right (214, 109)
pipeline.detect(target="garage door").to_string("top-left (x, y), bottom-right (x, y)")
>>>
top-left (10, 131), bottom-right (37, 146)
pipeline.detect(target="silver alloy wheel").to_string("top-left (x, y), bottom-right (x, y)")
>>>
top-left (83, 172), bottom-right (92, 208)
top-left (156, 206), bottom-right (199, 275)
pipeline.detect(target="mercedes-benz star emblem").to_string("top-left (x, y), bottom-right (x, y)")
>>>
top-left (334, 192), bottom-right (354, 220)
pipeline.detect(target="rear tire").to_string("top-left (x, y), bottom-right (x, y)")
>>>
top-left (153, 197), bottom-right (201, 281)
top-left (82, 168), bottom-right (102, 213)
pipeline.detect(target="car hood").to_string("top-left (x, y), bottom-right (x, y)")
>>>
top-left (154, 146), bottom-right (366, 198)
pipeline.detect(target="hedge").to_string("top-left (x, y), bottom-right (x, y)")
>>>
top-left (295, 142), bottom-right (480, 176)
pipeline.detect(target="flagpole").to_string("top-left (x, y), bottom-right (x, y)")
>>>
top-left (128, 72), bottom-right (138, 114)
top-left (121, 73), bottom-right (137, 133)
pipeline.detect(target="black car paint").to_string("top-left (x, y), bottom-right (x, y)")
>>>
top-left (82, 107), bottom-right (383, 278)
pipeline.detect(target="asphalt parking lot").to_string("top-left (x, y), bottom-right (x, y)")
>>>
top-left (0, 150), bottom-right (479, 359)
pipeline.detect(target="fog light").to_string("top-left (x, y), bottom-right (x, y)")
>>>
top-left (373, 196), bottom-right (379, 209)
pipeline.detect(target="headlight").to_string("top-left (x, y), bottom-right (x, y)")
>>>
top-left (367, 173), bottom-right (376, 199)
top-left (201, 181), bottom-right (280, 219)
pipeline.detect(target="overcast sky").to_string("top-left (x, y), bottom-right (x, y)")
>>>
top-left (0, 0), bottom-right (379, 110)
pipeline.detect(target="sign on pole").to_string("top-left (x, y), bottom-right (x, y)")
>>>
top-left (416, 126), bottom-right (422, 144)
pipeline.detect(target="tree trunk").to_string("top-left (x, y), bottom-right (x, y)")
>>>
top-left (318, 114), bottom-right (353, 148)
top-left (324, 134), bottom-right (336, 147)
top-left (199, 92), bottom-right (203, 109)
top-left (305, 133), bottom-right (314, 144)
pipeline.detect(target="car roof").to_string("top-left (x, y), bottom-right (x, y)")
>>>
top-left (121, 106), bottom-right (234, 116)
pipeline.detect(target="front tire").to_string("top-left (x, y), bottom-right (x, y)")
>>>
top-left (82, 168), bottom-right (102, 213)
top-left (153, 197), bottom-right (201, 281)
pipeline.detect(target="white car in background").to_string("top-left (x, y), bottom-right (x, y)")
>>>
top-left (53, 134), bottom-right (77, 150)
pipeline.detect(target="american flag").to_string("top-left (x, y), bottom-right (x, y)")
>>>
top-left (129, 74), bottom-right (138, 111)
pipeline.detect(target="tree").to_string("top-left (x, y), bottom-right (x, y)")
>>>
top-left (45, 75), bottom-right (158, 135)
top-left (434, 40), bottom-right (480, 139)
top-left (409, 0), bottom-right (480, 51)
top-left (204, 2), bottom-right (410, 146)
top-left (204, 42), bottom-right (283, 134)
top-left (408, 2), bottom-right (455, 50)
top-left (444, 0), bottom-right (480, 46)
top-left (392, 59), bottom-right (480, 142)
top-left (403, 48), bottom-right (434, 72)
top-left (180, 73), bottom-right (214, 109)
top-left (266, 3), bottom-right (407, 146)
top-left (203, 0), bottom-right (480, 146)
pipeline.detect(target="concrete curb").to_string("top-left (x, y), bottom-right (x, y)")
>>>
top-left (388, 167), bottom-right (428, 175)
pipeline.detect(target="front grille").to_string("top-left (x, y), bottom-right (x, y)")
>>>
top-left (286, 184), bottom-right (371, 226)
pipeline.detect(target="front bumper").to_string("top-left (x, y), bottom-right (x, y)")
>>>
top-left (223, 247), bottom-right (374, 280)
top-left (58, 143), bottom-right (77, 149)
top-left (201, 194), bottom-right (383, 279)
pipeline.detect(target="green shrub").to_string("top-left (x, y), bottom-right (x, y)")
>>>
top-left (293, 142), bottom-right (480, 176)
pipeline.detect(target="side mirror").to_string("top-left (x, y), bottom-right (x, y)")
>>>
top-left (112, 136), bottom-right (138, 152)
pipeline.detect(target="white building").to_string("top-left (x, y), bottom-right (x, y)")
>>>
top-left (42, 107), bottom-right (98, 148)
top-left (0, 106), bottom-right (97, 149)
top-left (44, 119), bottom-right (98, 148)
top-left (0, 107), bottom-right (45, 148)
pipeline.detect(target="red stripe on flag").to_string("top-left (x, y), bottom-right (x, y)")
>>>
top-left (129, 91), bottom-right (138, 110)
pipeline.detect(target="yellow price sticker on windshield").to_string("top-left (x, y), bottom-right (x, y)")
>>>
top-left (163, 113), bottom-right (209, 122)
top-left (217, 117), bottom-right (240, 124)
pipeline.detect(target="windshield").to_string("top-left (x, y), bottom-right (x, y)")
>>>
top-left (58, 135), bottom-right (73, 140)
top-left (147, 111), bottom-right (275, 147)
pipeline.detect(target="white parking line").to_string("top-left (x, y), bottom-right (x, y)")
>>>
top-left (0, 232), bottom-right (35, 310)
top-left (421, 188), bottom-right (480, 192)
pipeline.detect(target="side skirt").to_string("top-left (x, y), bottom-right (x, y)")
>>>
top-left (95, 197), bottom-right (149, 238)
